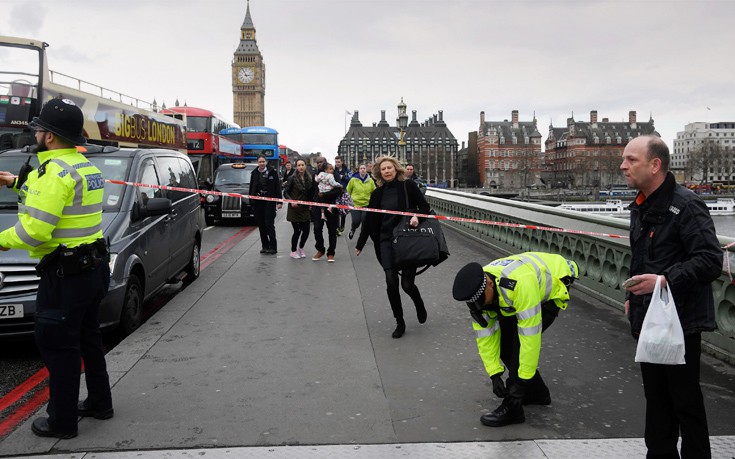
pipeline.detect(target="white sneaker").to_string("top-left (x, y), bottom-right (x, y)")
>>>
top-left (289, 251), bottom-right (299, 259)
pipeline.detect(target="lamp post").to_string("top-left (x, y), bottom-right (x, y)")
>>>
top-left (361, 138), bottom-right (367, 165)
top-left (397, 98), bottom-right (408, 163)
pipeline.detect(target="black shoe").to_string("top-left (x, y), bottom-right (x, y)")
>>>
top-left (78, 400), bottom-right (114, 420)
top-left (348, 229), bottom-right (355, 240)
top-left (416, 300), bottom-right (427, 324)
top-left (266, 248), bottom-right (277, 254)
top-left (392, 319), bottom-right (406, 339)
top-left (260, 249), bottom-right (268, 254)
top-left (480, 400), bottom-right (525, 427)
top-left (31, 417), bottom-right (77, 439)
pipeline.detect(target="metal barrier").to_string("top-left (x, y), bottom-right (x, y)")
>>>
top-left (427, 188), bottom-right (735, 364)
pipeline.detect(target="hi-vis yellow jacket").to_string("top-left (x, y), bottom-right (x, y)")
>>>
top-left (473, 252), bottom-right (579, 380)
top-left (0, 148), bottom-right (104, 259)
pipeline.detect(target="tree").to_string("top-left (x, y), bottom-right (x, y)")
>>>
top-left (690, 139), bottom-right (725, 184)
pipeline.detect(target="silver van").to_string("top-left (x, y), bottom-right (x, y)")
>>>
top-left (0, 146), bottom-right (203, 338)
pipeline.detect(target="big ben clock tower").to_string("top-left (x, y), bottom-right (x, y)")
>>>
top-left (232, 0), bottom-right (265, 127)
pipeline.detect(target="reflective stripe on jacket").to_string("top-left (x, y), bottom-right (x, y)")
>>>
top-left (0, 148), bottom-right (104, 258)
top-left (474, 252), bottom-right (579, 380)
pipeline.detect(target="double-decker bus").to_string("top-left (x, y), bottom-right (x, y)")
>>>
top-left (0, 36), bottom-right (187, 153)
top-left (220, 126), bottom-right (279, 168)
top-left (160, 106), bottom-right (241, 187)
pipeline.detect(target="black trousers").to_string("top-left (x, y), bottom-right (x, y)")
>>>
top-left (253, 201), bottom-right (277, 251)
top-left (290, 221), bottom-right (310, 251)
top-left (312, 207), bottom-right (338, 256)
top-left (379, 240), bottom-right (423, 319)
top-left (640, 333), bottom-right (710, 459)
top-left (350, 209), bottom-right (366, 232)
top-left (498, 301), bottom-right (559, 391)
top-left (35, 261), bottom-right (111, 435)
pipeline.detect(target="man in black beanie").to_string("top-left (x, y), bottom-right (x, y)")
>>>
top-left (452, 252), bottom-right (578, 427)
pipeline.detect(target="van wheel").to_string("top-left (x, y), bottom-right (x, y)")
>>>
top-left (183, 241), bottom-right (200, 285)
top-left (205, 215), bottom-right (215, 226)
top-left (119, 275), bottom-right (143, 336)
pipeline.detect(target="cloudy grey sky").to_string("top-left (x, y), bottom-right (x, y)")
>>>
top-left (3, 0), bottom-right (734, 160)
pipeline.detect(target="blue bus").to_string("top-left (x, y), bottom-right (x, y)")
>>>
top-left (220, 126), bottom-right (279, 167)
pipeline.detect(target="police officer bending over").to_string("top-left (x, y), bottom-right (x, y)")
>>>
top-left (0, 98), bottom-right (113, 439)
top-left (452, 252), bottom-right (578, 427)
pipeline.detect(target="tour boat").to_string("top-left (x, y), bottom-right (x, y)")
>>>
top-left (559, 200), bottom-right (630, 217)
top-left (705, 198), bottom-right (735, 216)
top-left (559, 198), bottom-right (735, 217)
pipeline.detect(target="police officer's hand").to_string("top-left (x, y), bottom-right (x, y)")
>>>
top-left (490, 374), bottom-right (508, 398)
top-left (0, 171), bottom-right (14, 187)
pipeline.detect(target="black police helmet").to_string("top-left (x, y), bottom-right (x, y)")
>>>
top-left (29, 98), bottom-right (86, 145)
top-left (452, 262), bottom-right (489, 312)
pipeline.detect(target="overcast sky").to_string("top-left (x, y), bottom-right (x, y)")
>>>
top-left (3, 0), bottom-right (734, 161)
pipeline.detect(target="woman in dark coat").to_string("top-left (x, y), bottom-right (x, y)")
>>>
top-left (282, 159), bottom-right (312, 258)
top-left (355, 156), bottom-right (430, 338)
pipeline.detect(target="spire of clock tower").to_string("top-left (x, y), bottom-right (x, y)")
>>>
top-left (232, 0), bottom-right (265, 127)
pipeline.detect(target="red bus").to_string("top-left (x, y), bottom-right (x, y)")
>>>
top-left (160, 106), bottom-right (241, 187)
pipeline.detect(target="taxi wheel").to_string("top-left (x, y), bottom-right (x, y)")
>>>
top-left (183, 241), bottom-right (200, 286)
top-left (119, 275), bottom-right (143, 336)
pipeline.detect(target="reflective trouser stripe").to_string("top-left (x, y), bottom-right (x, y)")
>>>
top-left (518, 322), bottom-right (543, 336)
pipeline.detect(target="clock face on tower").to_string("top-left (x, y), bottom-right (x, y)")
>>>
top-left (238, 67), bottom-right (254, 83)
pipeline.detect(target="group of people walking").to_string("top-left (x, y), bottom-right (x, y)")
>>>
top-left (254, 155), bottom-right (430, 339)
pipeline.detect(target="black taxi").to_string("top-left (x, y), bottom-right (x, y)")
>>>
top-left (203, 162), bottom-right (257, 226)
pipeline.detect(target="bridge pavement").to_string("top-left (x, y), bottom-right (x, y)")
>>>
top-left (1, 213), bottom-right (733, 458)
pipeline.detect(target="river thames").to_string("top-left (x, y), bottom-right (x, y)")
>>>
top-left (713, 215), bottom-right (735, 238)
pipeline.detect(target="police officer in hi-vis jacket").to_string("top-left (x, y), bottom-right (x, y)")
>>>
top-left (0, 98), bottom-right (113, 439)
top-left (452, 252), bottom-right (578, 427)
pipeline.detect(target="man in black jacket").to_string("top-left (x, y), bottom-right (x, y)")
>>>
top-left (311, 156), bottom-right (341, 262)
top-left (621, 135), bottom-right (722, 459)
top-left (249, 155), bottom-right (283, 254)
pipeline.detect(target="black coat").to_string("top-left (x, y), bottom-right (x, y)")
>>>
top-left (249, 167), bottom-right (283, 201)
top-left (356, 178), bottom-right (430, 263)
top-left (627, 172), bottom-right (722, 337)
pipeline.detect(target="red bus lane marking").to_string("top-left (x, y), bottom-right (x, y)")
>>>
top-left (0, 226), bottom-right (252, 438)
top-left (0, 368), bottom-right (48, 413)
top-left (0, 386), bottom-right (50, 437)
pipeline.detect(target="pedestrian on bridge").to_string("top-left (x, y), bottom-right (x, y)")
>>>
top-left (311, 157), bottom-right (341, 262)
top-left (621, 135), bottom-right (721, 459)
top-left (355, 156), bottom-right (429, 338)
top-left (452, 252), bottom-right (578, 427)
top-left (249, 154), bottom-right (283, 254)
top-left (283, 159), bottom-right (312, 258)
top-left (0, 98), bottom-right (113, 439)
top-left (345, 164), bottom-right (376, 240)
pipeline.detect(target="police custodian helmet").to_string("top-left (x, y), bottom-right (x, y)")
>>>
top-left (452, 262), bottom-right (490, 327)
top-left (29, 98), bottom-right (86, 145)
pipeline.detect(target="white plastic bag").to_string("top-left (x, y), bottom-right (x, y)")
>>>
top-left (634, 276), bottom-right (686, 365)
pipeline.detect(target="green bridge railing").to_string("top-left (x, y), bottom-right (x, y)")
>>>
top-left (427, 188), bottom-right (735, 364)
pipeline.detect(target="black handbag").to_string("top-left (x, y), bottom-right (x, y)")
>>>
top-left (391, 183), bottom-right (449, 274)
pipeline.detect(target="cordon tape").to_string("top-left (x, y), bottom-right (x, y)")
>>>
top-left (104, 178), bottom-right (628, 240)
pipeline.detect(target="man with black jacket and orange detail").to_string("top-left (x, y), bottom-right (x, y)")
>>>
top-left (621, 135), bottom-right (722, 459)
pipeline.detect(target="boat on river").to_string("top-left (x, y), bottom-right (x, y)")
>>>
top-left (559, 198), bottom-right (735, 217)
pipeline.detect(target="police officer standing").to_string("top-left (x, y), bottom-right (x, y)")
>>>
top-left (0, 99), bottom-right (113, 439)
top-left (452, 252), bottom-right (578, 427)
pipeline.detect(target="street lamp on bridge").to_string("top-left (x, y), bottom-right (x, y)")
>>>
top-left (397, 98), bottom-right (408, 163)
